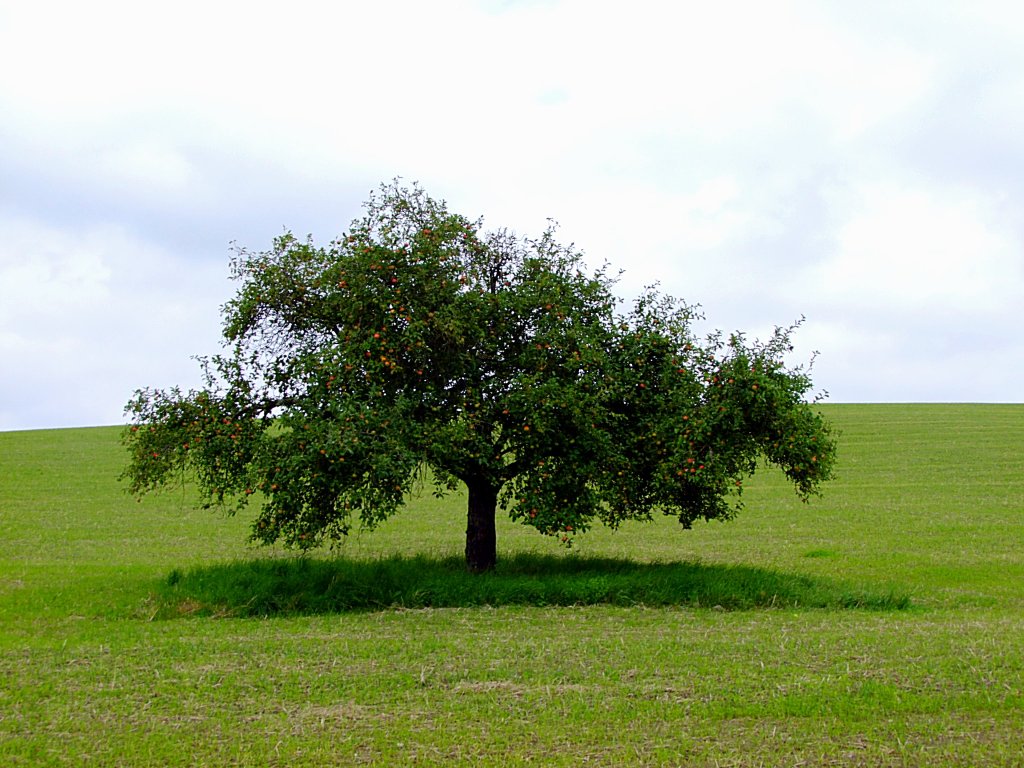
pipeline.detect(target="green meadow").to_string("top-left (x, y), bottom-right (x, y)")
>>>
top-left (1, 404), bottom-right (1022, 766)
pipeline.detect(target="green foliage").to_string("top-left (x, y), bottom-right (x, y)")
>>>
top-left (122, 180), bottom-right (837, 567)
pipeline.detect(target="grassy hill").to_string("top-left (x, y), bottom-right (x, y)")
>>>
top-left (1, 404), bottom-right (1022, 765)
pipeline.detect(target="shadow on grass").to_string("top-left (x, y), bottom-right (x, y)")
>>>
top-left (154, 553), bottom-right (911, 618)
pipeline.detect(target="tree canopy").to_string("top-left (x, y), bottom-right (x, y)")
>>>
top-left (122, 181), bottom-right (837, 572)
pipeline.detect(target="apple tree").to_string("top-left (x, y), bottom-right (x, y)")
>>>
top-left (122, 181), bottom-right (837, 572)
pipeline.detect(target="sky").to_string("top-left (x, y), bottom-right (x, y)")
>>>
top-left (1, 0), bottom-right (1023, 431)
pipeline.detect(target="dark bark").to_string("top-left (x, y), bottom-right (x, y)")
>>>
top-left (465, 477), bottom-right (499, 573)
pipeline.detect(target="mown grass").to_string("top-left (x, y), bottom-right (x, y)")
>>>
top-left (1, 404), bottom-right (1023, 766)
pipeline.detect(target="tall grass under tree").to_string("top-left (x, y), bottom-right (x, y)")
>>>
top-left (122, 181), bottom-right (836, 572)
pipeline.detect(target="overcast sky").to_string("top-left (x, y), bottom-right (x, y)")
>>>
top-left (2, 0), bottom-right (1022, 431)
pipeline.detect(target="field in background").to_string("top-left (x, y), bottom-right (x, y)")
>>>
top-left (1, 404), bottom-right (1022, 766)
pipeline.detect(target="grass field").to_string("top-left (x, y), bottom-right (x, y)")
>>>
top-left (1, 404), bottom-right (1022, 766)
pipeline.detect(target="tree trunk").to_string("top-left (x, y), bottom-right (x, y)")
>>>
top-left (465, 477), bottom-right (498, 573)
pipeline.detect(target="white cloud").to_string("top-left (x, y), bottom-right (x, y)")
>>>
top-left (2, 0), bottom-right (1024, 428)
top-left (0, 214), bottom-right (230, 430)
top-left (0, 226), bottom-right (112, 328)
top-left (813, 182), bottom-right (1024, 312)
top-left (95, 141), bottom-right (198, 196)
